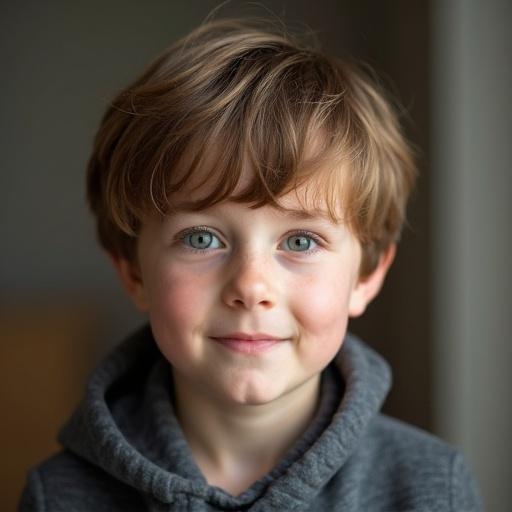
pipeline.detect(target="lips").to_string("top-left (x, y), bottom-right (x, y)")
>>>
top-left (209, 332), bottom-right (288, 354)
top-left (211, 332), bottom-right (287, 342)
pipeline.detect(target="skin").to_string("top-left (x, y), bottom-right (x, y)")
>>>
top-left (112, 180), bottom-right (395, 496)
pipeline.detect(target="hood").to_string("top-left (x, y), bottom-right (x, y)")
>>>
top-left (58, 324), bottom-right (392, 510)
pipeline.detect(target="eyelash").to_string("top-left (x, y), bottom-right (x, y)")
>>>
top-left (176, 226), bottom-right (324, 255)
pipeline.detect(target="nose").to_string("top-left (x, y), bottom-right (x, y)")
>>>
top-left (220, 250), bottom-right (278, 310)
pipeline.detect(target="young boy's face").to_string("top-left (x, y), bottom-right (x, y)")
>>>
top-left (115, 179), bottom-right (391, 408)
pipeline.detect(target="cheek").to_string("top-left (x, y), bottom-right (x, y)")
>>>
top-left (153, 273), bottom-right (197, 318)
top-left (292, 270), bottom-right (352, 334)
top-left (145, 265), bottom-right (212, 349)
top-left (290, 268), bottom-right (353, 364)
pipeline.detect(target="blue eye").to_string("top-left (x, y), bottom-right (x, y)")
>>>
top-left (181, 229), bottom-right (223, 251)
top-left (177, 227), bottom-right (322, 255)
top-left (284, 233), bottom-right (319, 252)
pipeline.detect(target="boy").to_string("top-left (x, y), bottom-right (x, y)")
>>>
top-left (19, 19), bottom-right (482, 511)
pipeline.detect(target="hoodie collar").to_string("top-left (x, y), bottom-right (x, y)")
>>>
top-left (59, 324), bottom-right (391, 510)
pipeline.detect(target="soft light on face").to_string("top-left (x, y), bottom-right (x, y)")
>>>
top-left (129, 183), bottom-right (366, 408)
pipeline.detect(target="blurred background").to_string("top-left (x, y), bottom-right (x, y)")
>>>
top-left (1, 1), bottom-right (510, 510)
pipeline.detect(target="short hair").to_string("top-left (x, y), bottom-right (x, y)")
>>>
top-left (86, 18), bottom-right (417, 276)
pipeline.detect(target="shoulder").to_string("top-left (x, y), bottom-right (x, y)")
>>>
top-left (18, 450), bottom-right (145, 512)
top-left (352, 414), bottom-right (483, 511)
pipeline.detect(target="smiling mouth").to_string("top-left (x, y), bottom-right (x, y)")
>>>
top-left (211, 332), bottom-right (288, 342)
top-left (209, 336), bottom-right (287, 355)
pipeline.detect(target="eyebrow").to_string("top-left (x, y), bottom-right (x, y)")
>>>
top-left (281, 208), bottom-right (338, 224)
top-left (166, 206), bottom-right (339, 224)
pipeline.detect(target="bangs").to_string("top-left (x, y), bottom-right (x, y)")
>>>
top-left (110, 44), bottom-right (360, 231)
top-left (88, 19), bottom-right (416, 275)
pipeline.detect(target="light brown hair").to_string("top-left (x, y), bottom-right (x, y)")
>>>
top-left (86, 18), bottom-right (417, 276)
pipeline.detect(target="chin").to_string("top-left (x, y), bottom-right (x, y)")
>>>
top-left (229, 394), bottom-right (281, 407)
top-left (221, 378), bottom-right (285, 406)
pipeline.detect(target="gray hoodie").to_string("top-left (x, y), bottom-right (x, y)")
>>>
top-left (19, 324), bottom-right (483, 511)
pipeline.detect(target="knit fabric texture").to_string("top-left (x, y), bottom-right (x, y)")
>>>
top-left (18, 324), bottom-right (483, 511)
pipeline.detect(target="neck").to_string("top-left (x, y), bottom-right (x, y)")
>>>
top-left (172, 371), bottom-right (321, 489)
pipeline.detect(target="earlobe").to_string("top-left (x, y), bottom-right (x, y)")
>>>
top-left (108, 252), bottom-right (149, 312)
top-left (348, 244), bottom-right (396, 318)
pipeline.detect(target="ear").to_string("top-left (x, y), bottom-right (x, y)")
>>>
top-left (348, 244), bottom-right (396, 318)
top-left (108, 252), bottom-right (149, 313)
